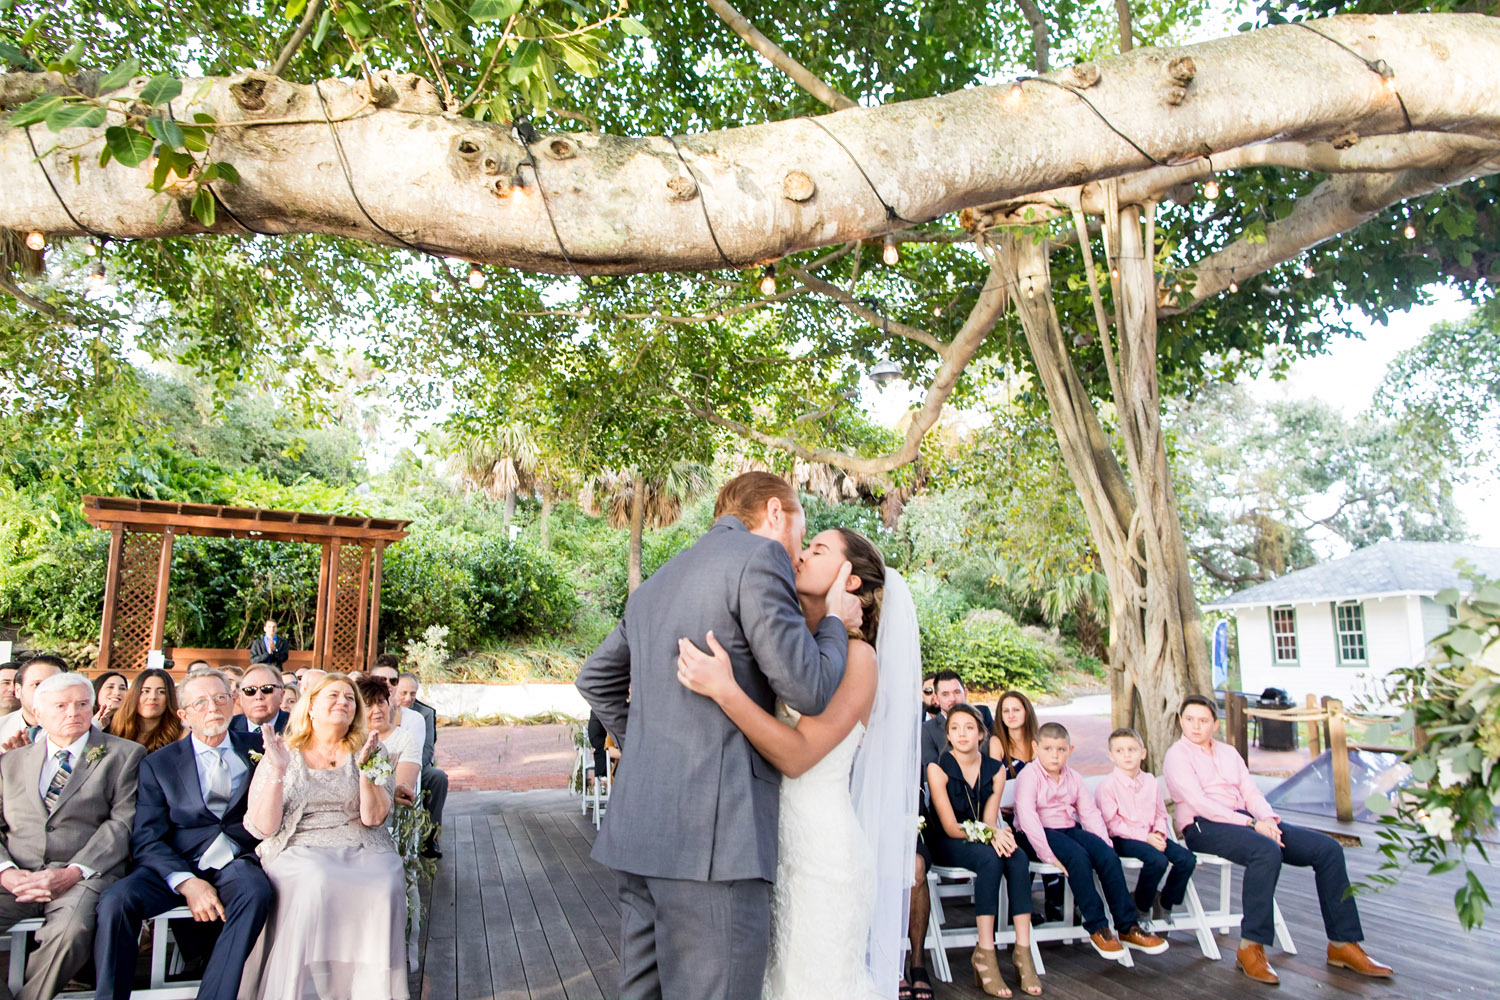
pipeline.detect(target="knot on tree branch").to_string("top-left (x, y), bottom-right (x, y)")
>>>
top-left (356, 70), bottom-right (443, 114)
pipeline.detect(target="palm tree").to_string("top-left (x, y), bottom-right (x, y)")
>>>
top-left (441, 423), bottom-right (538, 526)
top-left (583, 462), bottom-right (714, 593)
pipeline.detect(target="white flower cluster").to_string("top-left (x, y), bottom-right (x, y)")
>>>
top-left (960, 820), bottom-right (994, 844)
top-left (359, 746), bottom-right (395, 785)
top-left (1419, 806), bottom-right (1456, 842)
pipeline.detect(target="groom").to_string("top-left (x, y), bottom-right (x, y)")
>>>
top-left (577, 471), bottom-right (862, 1000)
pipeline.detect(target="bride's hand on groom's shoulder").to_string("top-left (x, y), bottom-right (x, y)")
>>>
top-left (676, 632), bottom-right (735, 702)
top-left (826, 560), bottom-right (864, 634)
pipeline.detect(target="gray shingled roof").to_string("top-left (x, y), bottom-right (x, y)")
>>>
top-left (1206, 540), bottom-right (1500, 609)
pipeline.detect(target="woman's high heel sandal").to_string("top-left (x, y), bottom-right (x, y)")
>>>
top-left (971, 946), bottom-right (1012, 998)
top-left (1012, 945), bottom-right (1042, 996)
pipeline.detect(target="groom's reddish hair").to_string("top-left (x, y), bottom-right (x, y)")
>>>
top-left (714, 472), bottom-right (800, 529)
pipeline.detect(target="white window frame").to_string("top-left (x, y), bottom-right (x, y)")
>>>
top-left (1335, 601), bottom-right (1367, 666)
top-left (1270, 606), bottom-right (1299, 665)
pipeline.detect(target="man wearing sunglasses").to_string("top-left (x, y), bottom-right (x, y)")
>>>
top-left (226, 666), bottom-right (289, 734)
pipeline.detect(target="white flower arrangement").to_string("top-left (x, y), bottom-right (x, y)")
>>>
top-left (916, 815), bottom-right (927, 834)
top-left (960, 820), bottom-right (994, 844)
top-left (358, 745), bottom-right (395, 785)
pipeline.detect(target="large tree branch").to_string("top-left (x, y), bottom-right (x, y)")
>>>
top-left (1167, 149), bottom-right (1500, 313)
top-left (784, 266), bottom-right (949, 352)
top-left (703, 0), bottom-right (857, 111)
top-left (270, 0), bottom-right (325, 78)
top-left (675, 260), bottom-right (1009, 474)
top-left (3, 15), bottom-right (1499, 273)
top-left (1014, 0), bottom-right (1051, 73)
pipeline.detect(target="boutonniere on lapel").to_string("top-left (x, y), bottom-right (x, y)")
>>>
top-left (85, 745), bottom-right (107, 764)
top-left (249, 750), bottom-right (264, 764)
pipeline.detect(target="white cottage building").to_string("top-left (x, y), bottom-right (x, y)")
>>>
top-left (1205, 540), bottom-right (1500, 709)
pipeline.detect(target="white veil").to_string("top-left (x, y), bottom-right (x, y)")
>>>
top-left (852, 567), bottom-right (922, 997)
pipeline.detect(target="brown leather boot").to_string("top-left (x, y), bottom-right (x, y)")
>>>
top-left (1236, 942), bottom-right (1279, 985)
top-left (1327, 942), bottom-right (1393, 978)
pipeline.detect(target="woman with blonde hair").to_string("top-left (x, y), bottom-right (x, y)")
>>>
top-left (243, 672), bottom-right (408, 999)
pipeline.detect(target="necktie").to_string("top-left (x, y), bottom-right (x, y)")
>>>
top-left (199, 748), bottom-right (238, 871)
top-left (204, 747), bottom-right (232, 818)
top-left (43, 749), bottom-right (72, 813)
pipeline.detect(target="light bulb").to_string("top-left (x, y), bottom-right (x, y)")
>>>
top-left (581, 304), bottom-right (592, 318)
top-left (1110, 267), bottom-right (1119, 281)
top-left (429, 288), bottom-right (442, 303)
top-left (84, 242), bottom-right (99, 257)
top-left (1173, 282), bottom-right (1183, 293)
top-left (1203, 178), bottom-right (1220, 200)
top-left (1403, 224), bottom-right (1416, 239)
top-left (1383, 74), bottom-right (1398, 95)
top-left (1229, 281), bottom-right (1239, 293)
top-left (87, 260), bottom-right (106, 289)
top-left (259, 266), bottom-right (274, 281)
top-left (759, 264), bottom-right (777, 295)
top-left (1011, 81), bottom-right (1023, 99)
top-left (932, 306), bottom-right (943, 317)
top-left (1026, 285), bottom-right (1035, 299)
top-left (25, 231), bottom-right (45, 251)
top-left (882, 235), bottom-right (899, 266)
top-left (1302, 263), bottom-right (1315, 279)
top-left (467, 263), bottom-right (485, 289)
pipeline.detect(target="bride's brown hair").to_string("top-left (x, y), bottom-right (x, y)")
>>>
top-left (833, 527), bottom-right (885, 643)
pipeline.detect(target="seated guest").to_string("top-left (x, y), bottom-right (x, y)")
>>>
top-left (230, 666), bottom-right (290, 734)
top-left (586, 711), bottom-right (609, 788)
top-left (921, 670), bottom-right (994, 769)
top-left (357, 678), bottom-right (420, 807)
top-left (0, 655), bottom-right (67, 750)
top-left (1013, 722), bottom-right (1167, 963)
top-left (925, 705), bottom-right (1039, 998)
top-left (1163, 695), bottom-right (1392, 985)
top-left (900, 826), bottom-right (935, 1000)
top-left (94, 667), bottom-right (271, 1000)
top-left (0, 673), bottom-right (145, 1000)
top-left (368, 665), bottom-right (426, 757)
top-left (243, 673), bottom-right (408, 999)
top-left (392, 671), bottom-right (448, 860)
top-left (989, 690), bottom-right (1039, 780)
top-left (280, 682), bottom-right (299, 713)
top-left (1095, 727), bottom-right (1196, 921)
top-left (92, 671), bottom-right (130, 729)
top-left (921, 672), bottom-right (940, 720)
top-left (279, 671), bottom-right (297, 688)
top-left (0, 661), bottom-right (21, 715)
top-left (109, 668), bottom-right (184, 753)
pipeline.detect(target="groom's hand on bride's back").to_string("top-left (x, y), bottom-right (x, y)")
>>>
top-left (827, 560), bottom-right (864, 634)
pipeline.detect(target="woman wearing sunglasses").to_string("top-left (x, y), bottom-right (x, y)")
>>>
top-left (230, 664), bottom-right (290, 734)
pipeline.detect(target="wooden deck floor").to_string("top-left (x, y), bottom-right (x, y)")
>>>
top-left (419, 791), bottom-right (1498, 1000)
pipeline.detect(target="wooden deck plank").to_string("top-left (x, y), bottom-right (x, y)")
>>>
top-left (420, 793), bottom-right (1498, 1000)
top-left (452, 817), bottom-right (494, 1000)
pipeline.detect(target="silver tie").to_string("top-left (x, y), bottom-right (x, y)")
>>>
top-left (204, 748), bottom-right (232, 818)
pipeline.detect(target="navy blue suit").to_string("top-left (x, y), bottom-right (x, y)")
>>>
top-left (228, 710), bottom-right (289, 735)
top-left (94, 729), bottom-right (273, 1000)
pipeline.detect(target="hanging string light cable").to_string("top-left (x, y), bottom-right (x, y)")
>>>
top-left (663, 133), bottom-right (741, 271)
top-left (23, 125), bottom-right (114, 243)
top-left (512, 114), bottom-right (583, 281)
top-left (1287, 20), bottom-right (1413, 132)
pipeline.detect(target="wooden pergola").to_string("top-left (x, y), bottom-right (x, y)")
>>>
top-left (83, 496), bottom-right (410, 674)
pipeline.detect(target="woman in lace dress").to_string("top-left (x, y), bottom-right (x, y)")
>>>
top-left (677, 528), bottom-right (890, 999)
top-left (242, 673), bottom-right (408, 1000)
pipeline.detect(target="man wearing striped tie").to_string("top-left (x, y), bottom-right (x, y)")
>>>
top-left (0, 672), bottom-right (145, 1000)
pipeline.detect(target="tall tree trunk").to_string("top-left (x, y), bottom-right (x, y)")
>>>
top-left (984, 228), bottom-right (1210, 767)
top-left (539, 489), bottom-right (553, 551)
top-left (503, 489), bottom-right (518, 527)
top-left (627, 473), bottom-right (646, 594)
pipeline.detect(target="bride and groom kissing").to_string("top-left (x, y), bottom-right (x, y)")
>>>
top-left (577, 471), bottom-right (921, 1000)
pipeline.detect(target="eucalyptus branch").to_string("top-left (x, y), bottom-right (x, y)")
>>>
top-left (271, 0), bottom-right (326, 78)
top-left (703, 0), bottom-right (857, 111)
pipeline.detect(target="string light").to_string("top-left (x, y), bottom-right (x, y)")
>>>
top-left (932, 305), bottom-right (943, 317)
top-left (1010, 81), bottom-right (1023, 100)
top-left (259, 266), bottom-right (275, 281)
top-left (1173, 281), bottom-right (1183, 294)
top-left (882, 234), bottom-right (899, 266)
top-left (1203, 178), bottom-right (1220, 201)
top-left (1229, 280), bottom-right (1239, 293)
top-left (83, 242), bottom-right (99, 257)
top-left (87, 259), bottom-right (106, 289)
top-left (581, 304), bottom-right (592, 318)
top-left (429, 288), bottom-right (442, 303)
top-left (1110, 267), bottom-right (1119, 281)
top-left (1302, 262), bottom-right (1316, 279)
top-left (759, 264), bottom-right (778, 295)
top-left (1025, 281), bottom-right (1035, 299)
top-left (1404, 224), bottom-right (1416, 239)
top-left (25, 231), bottom-right (45, 251)
top-left (467, 263), bottom-right (485, 289)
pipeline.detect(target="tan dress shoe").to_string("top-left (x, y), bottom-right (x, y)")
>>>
top-left (1327, 941), bottom-right (1393, 978)
top-left (1236, 942), bottom-right (1280, 985)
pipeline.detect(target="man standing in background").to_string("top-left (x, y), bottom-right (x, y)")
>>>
top-left (247, 619), bottom-right (288, 670)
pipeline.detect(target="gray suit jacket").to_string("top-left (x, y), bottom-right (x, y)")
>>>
top-left (0, 728), bottom-right (145, 881)
top-left (412, 700), bottom-right (438, 769)
top-left (576, 515), bottom-right (848, 883)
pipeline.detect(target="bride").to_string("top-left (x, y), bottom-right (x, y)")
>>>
top-left (677, 527), bottom-right (920, 999)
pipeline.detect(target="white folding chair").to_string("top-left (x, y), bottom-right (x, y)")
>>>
top-left (8, 907), bottom-right (202, 999)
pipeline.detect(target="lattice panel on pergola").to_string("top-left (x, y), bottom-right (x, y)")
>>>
top-left (112, 531), bottom-right (159, 672)
top-left (327, 544), bottom-right (366, 672)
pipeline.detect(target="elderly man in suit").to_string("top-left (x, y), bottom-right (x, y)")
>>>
top-left (920, 669), bottom-right (996, 770)
top-left (227, 665), bottom-right (289, 735)
top-left (0, 672), bottom-right (144, 1000)
top-left (94, 667), bottom-right (271, 1000)
top-left (576, 471), bottom-right (862, 1000)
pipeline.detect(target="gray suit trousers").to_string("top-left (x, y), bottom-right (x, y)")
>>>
top-left (0, 877), bottom-right (107, 1000)
top-left (617, 874), bottom-right (770, 1000)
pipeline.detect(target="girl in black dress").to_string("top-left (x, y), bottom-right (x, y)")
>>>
top-left (926, 705), bottom-right (1040, 997)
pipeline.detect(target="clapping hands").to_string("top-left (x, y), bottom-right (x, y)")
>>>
top-left (356, 730), bottom-right (381, 767)
top-left (0, 729), bottom-right (30, 753)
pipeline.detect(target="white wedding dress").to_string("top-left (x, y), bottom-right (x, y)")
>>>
top-left (762, 705), bottom-right (884, 1000)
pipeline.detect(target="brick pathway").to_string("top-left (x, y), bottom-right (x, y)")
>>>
top-left (435, 711), bottom-right (1309, 792)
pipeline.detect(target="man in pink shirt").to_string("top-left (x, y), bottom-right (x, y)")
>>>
top-left (1013, 722), bottom-right (1168, 962)
top-left (1162, 694), bottom-right (1392, 987)
top-left (1097, 728), bottom-right (1197, 920)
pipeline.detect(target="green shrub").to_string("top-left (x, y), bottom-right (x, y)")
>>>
top-left (909, 572), bottom-right (1058, 694)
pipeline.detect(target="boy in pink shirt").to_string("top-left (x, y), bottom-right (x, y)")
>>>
top-left (1013, 722), bottom-right (1168, 961)
top-left (1096, 728), bottom-right (1197, 920)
